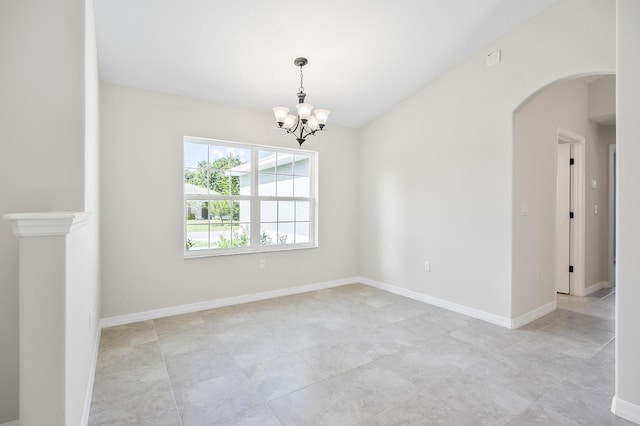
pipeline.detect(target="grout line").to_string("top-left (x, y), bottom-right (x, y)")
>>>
top-left (266, 400), bottom-right (286, 426)
top-left (596, 335), bottom-right (616, 353)
top-left (151, 320), bottom-right (185, 426)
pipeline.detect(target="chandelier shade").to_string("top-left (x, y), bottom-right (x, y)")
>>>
top-left (272, 107), bottom-right (289, 123)
top-left (273, 57), bottom-right (330, 146)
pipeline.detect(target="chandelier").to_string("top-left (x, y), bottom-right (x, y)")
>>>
top-left (272, 57), bottom-right (330, 147)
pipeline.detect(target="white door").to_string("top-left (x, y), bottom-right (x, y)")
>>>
top-left (556, 143), bottom-right (571, 294)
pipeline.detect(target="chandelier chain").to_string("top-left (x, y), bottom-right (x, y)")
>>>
top-left (298, 65), bottom-right (304, 93)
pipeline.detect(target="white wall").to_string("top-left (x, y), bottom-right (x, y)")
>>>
top-left (74, 1), bottom-right (101, 423)
top-left (100, 83), bottom-right (359, 318)
top-left (66, 220), bottom-right (100, 425)
top-left (358, 0), bottom-right (615, 320)
top-left (587, 77), bottom-right (616, 293)
top-left (585, 120), bottom-right (613, 289)
top-left (589, 75), bottom-right (616, 123)
top-left (512, 78), bottom-right (612, 318)
top-left (0, 0), bottom-right (101, 422)
top-left (615, 0), bottom-right (640, 420)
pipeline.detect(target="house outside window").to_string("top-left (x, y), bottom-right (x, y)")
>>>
top-left (184, 136), bottom-right (317, 257)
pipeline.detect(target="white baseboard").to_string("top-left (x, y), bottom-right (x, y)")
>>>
top-left (81, 326), bottom-right (102, 425)
top-left (511, 300), bottom-right (556, 329)
top-left (100, 277), bottom-right (359, 328)
top-left (583, 281), bottom-right (609, 296)
top-left (0, 420), bottom-right (20, 426)
top-left (611, 395), bottom-right (640, 424)
top-left (359, 277), bottom-right (513, 329)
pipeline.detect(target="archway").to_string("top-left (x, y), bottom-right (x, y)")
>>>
top-left (511, 73), bottom-right (615, 324)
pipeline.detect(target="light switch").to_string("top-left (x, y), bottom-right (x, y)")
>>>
top-left (486, 49), bottom-right (501, 67)
top-left (521, 202), bottom-right (528, 216)
top-left (591, 179), bottom-right (598, 190)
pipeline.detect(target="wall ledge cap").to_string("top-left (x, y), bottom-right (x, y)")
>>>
top-left (3, 211), bottom-right (90, 237)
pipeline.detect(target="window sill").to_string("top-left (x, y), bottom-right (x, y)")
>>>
top-left (183, 243), bottom-right (318, 259)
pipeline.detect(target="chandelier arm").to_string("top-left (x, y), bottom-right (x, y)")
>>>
top-left (299, 125), bottom-right (318, 140)
top-left (297, 121), bottom-right (307, 144)
top-left (283, 117), bottom-right (301, 136)
top-left (291, 117), bottom-right (302, 134)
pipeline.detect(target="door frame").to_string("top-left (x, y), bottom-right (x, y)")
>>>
top-left (609, 143), bottom-right (616, 287)
top-left (556, 142), bottom-right (572, 294)
top-left (557, 128), bottom-right (586, 296)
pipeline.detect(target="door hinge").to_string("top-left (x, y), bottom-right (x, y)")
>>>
top-left (570, 158), bottom-right (575, 165)
top-left (570, 211), bottom-right (574, 219)
top-left (569, 265), bottom-right (574, 273)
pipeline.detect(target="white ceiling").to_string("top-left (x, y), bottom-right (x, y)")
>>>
top-left (94, 0), bottom-right (558, 128)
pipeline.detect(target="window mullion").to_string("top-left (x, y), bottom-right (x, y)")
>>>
top-left (311, 152), bottom-right (318, 245)
top-left (251, 147), bottom-right (260, 248)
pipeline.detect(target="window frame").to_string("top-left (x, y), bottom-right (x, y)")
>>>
top-left (183, 136), bottom-right (318, 258)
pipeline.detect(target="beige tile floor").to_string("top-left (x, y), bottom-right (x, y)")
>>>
top-left (89, 284), bottom-right (631, 425)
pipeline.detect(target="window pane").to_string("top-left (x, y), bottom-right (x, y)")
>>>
top-left (234, 172), bottom-right (251, 195)
top-left (259, 150), bottom-right (277, 175)
top-left (229, 149), bottom-right (251, 195)
top-left (260, 223), bottom-right (277, 246)
top-left (186, 227), bottom-right (208, 250)
top-left (184, 162), bottom-right (209, 195)
top-left (296, 201), bottom-right (310, 221)
top-left (210, 170), bottom-right (230, 195)
top-left (293, 176), bottom-right (310, 197)
top-left (259, 150), bottom-right (276, 160)
top-left (186, 215), bottom-right (209, 251)
top-left (278, 222), bottom-right (294, 245)
top-left (293, 155), bottom-right (310, 176)
top-left (279, 201), bottom-right (294, 222)
top-left (233, 200), bottom-right (250, 223)
top-left (277, 152), bottom-right (294, 175)
top-left (186, 200), bottom-right (206, 220)
top-left (277, 175), bottom-right (293, 196)
top-left (231, 224), bottom-right (250, 247)
top-left (259, 173), bottom-right (276, 196)
top-left (296, 222), bottom-right (310, 243)
top-left (208, 145), bottom-right (251, 195)
top-left (211, 223), bottom-right (232, 249)
top-left (185, 199), bottom-right (209, 250)
top-left (261, 201), bottom-right (277, 222)
top-left (209, 145), bottom-right (229, 164)
top-left (184, 169), bottom-right (209, 194)
top-left (230, 147), bottom-right (251, 165)
top-left (184, 142), bottom-right (208, 168)
top-left (209, 200), bottom-right (232, 222)
top-left (230, 174), bottom-right (241, 196)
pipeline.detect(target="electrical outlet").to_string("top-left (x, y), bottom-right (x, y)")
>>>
top-left (259, 259), bottom-right (266, 269)
top-left (424, 261), bottom-right (431, 272)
